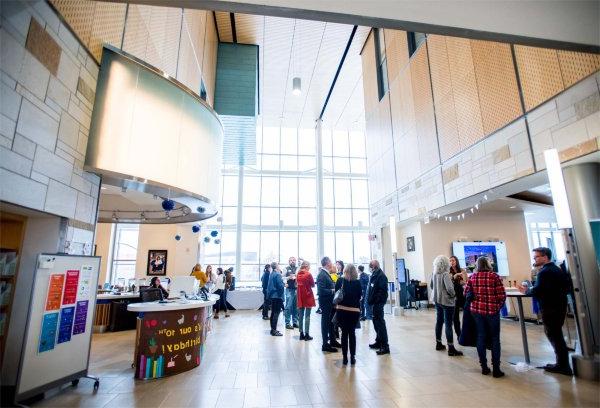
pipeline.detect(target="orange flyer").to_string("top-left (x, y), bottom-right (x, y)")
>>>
top-left (45, 274), bottom-right (65, 311)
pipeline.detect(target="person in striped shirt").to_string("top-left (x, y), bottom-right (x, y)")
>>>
top-left (464, 256), bottom-right (507, 378)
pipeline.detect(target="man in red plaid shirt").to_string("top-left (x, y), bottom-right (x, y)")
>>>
top-left (464, 256), bottom-right (506, 378)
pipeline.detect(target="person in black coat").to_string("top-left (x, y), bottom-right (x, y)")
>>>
top-left (517, 247), bottom-right (573, 376)
top-left (367, 260), bottom-right (389, 355)
top-left (317, 256), bottom-right (338, 352)
top-left (261, 264), bottom-right (271, 320)
top-left (334, 264), bottom-right (362, 365)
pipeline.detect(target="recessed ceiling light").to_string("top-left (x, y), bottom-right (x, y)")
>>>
top-left (509, 205), bottom-right (517, 209)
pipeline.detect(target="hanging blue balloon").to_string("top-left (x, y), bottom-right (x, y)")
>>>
top-left (192, 225), bottom-right (200, 233)
top-left (203, 236), bottom-right (210, 243)
top-left (214, 239), bottom-right (221, 245)
top-left (210, 230), bottom-right (218, 237)
top-left (162, 199), bottom-right (175, 211)
top-left (196, 206), bottom-right (206, 214)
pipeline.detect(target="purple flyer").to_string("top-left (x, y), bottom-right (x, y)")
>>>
top-left (57, 306), bottom-right (75, 344)
top-left (72, 300), bottom-right (89, 335)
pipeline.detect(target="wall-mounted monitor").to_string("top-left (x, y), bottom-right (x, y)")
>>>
top-left (452, 241), bottom-right (509, 276)
top-left (395, 258), bottom-right (407, 283)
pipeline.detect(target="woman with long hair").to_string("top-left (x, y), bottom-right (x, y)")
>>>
top-left (190, 263), bottom-right (209, 287)
top-left (149, 276), bottom-right (169, 299)
top-left (334, 264), bottom-right (362, 365)
top-left (449, 256), bottom-right (468, 337)
top-left (465, 256), bottom-right (507, 377)
top-left (296, 260), bottom-right (315, 340)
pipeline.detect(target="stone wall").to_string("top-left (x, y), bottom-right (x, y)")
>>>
top-left (1, 0), bottom-right (100, 254)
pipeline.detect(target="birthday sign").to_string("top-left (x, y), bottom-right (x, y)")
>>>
top-left (135, 307), bottom-right (208, 379)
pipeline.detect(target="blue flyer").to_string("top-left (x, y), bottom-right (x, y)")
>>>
top-left (57, 306), bottom-right (75, 344)
top-left (39, 312), bottom-right (59, 353)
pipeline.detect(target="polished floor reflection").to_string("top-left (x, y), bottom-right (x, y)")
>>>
top-left (34, 308), bottom-right (598, 407)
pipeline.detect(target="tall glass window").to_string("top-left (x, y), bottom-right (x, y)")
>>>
top-left (375, 28), bottom-right (388, 100)
top-left (202, 123), bottom-right (371, 283)
top-left (109, 224), bottom-right (140, 284)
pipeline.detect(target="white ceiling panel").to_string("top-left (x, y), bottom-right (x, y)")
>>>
top-left (215, 13), bottom-right (367, 131)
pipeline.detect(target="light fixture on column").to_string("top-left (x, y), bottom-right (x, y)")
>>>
top-left (544, 148), bottom-right (573, 229)
top-left (292, 77), bottom-right (301, 96)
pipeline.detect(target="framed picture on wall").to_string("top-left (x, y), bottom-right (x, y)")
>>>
top-left (147, 250), bottom-right (167, 276)
top-left (407, 236), bottom-right (415, 252)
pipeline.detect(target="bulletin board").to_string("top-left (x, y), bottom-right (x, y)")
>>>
top-left (15, 254), bottom-right (101, 402)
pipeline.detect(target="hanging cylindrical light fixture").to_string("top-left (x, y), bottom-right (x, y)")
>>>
top-left (292, 77), bottom-right (301, 96)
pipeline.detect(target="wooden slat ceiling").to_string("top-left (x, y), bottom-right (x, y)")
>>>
top-left (216, 13), bottom-right (367, 131)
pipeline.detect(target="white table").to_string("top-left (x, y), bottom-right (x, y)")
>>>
top-left (226, 289), bottom-right (264, 310)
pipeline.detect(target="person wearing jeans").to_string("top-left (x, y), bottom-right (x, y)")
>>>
top-left (267, 262), bottom-right (284, 336)
top-left (430, 255), bottom-right (463, 356)
top-left (296, 260), bottom-right (315, 340)
top-left (465, 256), bottom-right (507, 378)
top-left (284, 257), bottom-right (298, 329)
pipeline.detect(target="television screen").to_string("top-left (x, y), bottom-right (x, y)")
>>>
top-left (452, 241), bottom-right (509, 276)
top-left (396, 258), bottom-right (407, 283)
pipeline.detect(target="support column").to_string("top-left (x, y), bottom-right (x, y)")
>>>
top-left (235, 165), bottom-right (244, 276)
top-left (315, 120), bottom-right (325, 261)
top-left (561, 162), bottom-right (599, 380)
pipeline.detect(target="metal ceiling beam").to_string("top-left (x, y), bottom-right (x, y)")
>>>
top-left (105, 0), bottom-right (600, 53)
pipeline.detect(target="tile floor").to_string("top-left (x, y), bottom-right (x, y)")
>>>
top-left (34, 308), bottom-right (599, 407)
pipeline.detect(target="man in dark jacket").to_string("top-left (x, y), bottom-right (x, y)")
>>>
top-left (317, 256), bottom-right (339, 352)
top-left (267, 262), bottom-right (285, 336)
top-left (358, 265), bottom-right (370, 321)
top-left (368, 260), bottom-right (390, 355)
top-left (517, 247), bottom-right (572, 375)
top-left (261, 264), bottom-right (271, 320)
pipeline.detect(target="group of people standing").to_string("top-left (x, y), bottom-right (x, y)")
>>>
top-left (261, 256), bottom-right (390, 365)
top-left (431, 246), bottom-right (574, 378)
top-left (190, 264), bottom-right (234, 319)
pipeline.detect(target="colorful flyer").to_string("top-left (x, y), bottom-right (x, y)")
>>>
top-left (39, 312), bottom-right (59, 353)
top-left (77, 266), bottom-right (93, 299)
top-left (45, 274), bottom-right (65, 311)
top-left (57, 306), bottom-right (75, 344)
top-left (72, 300), bottom-right (89, 335)
top-left (62, 270), bottom-right (80, 305)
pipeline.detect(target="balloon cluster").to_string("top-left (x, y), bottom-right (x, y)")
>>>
top-left (192, 224), bottom-right (200, 233)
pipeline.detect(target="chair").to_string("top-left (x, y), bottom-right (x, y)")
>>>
top-left (140, 288), bottom-right (163, 302)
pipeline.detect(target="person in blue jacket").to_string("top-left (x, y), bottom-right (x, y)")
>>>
top-left (261, 264), bottom-right (271, 320)
top-left (267, 262), bottom-right (285, 336)
top-left (358, 265), bottom-right (370, 321)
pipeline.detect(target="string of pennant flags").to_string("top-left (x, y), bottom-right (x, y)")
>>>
top-left (424, 190), bottom-right (494, 224)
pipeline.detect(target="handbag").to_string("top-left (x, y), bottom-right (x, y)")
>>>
top-left (333, 279), bottom-right (345, 305)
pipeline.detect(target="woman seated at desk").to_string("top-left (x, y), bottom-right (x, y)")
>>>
top-left (149, 277), bottom-right (169, 299)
